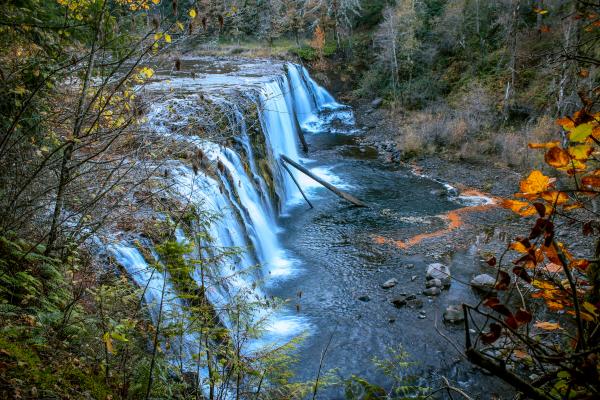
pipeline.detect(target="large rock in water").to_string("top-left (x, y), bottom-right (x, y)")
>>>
top-left (381, 278), bottom-right (398, 289)
top-left (444, 305), bottom-right (465, 323)
top-left (470, 274), bottom-right (496, 291)
top-left (426, 263), bottom-right (451, 287)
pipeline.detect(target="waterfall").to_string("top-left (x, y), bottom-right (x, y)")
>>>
top-left (108, 60), bottom-right (350, 387)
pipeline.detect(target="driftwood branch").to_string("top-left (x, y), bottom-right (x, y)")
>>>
top-left (279, 159), bottom-right (313, 209)
top-left (280, 155), bottom-right (367, 207)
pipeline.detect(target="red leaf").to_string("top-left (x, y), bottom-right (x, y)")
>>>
top-left (480, 323), bottom-right (502, 344)
top-left (495, 270), bottom-right (511, 291)
top-left (513, 266), bottom-right (532, 283)
top-left (505, 315), bottom-right (519, 329)
top-left (487, 256), bottom-right (497, 267)
top-left (484, 297), bottom-right (513, 317)
top-left (515, 309), bottom-right (533, 324)
top-left (533, 202), bottom-right (546, 217)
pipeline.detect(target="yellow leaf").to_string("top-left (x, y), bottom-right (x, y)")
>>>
top-left (569, 122), bottom-right (594, 142)
top-left (176, 21), bottom-right (184, 31)
top-left (510, 241), bottom-right (529, 253)
top-left (154, 32), bottom-right (162, 41)
top-left (152, 0), bottom-right (160, 4)
top-left (583, 301), bottom-right (598, 317)
top-left (165, 34), bottom-right (171, 43)
top-left (189, 9), bottom-right (197, 18)
top-left (534, 321), bottom-right (561, 330)
top-left (103, 332), bottom-right (114, 354)
top-left (518, 170), bottom-right (551, 198)
top-left (568, 144), bottom-right (593, 161)
top-left (501, 199), bottom-right (536, 217)
top-left (541, 191), bottom-right (569, 205)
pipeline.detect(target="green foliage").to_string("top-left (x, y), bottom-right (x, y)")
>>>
top-left (292, 41), bottom-right (337, 61)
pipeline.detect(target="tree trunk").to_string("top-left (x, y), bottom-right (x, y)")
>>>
top-left (46, 1), bottom-right (105, 255)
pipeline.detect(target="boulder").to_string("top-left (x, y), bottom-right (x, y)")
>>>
top-left (423, 287), bottom-right (441, 296)
top-left (444, 305), bottom-right (465, 323)
top-left (426, 263), bottom-right (451, 286)
top-left (391, 296), bottom-right (407, 308)
top-left (407, 298), bottom-right (424, 309)
top-left (357, 295), bottom-right (371, 302)
top-left (426, 278), bottom-right (443, 288)
top-left (371, 98), bottom-right (383, 108)
top-left (470, 274), bottom-right (496, 291)
top-left (381, 278), bottom-right (398, 289)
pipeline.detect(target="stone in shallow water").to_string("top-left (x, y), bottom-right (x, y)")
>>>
top-left (426, 263), bottom-right (451, 287)
top-left (381, 278), bottom-right (398, 289)
top-left (444, 305), bottom-right (465, 323)
top-left (426, 278), bottom-right (443, 288)
top-left (423, 287), bottom-right (441, 296)
top-left (407, 299), bottom-right (424, 309)
top-left (470, 274), bottom-right (497, 291)
top-left (358, 295), bottom-right (371, 302)
top-left (391, 296), bottom-right (407, 308)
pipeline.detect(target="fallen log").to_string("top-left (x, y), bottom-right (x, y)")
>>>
top-left (280, 159), bottom-right (313, 209)
top-left (280, 154), bottom-right (367, 207)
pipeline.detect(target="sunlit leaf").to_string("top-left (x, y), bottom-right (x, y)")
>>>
top-left (502, 199), bottom-right (536, 216)
top-left (569, 122), bottom-right (594, 142)
top-left (529, 141), bottom-right (560, 149)
top-left (189, 8), bottom-right (197, 18)
top-left (534, 321), bottom-right (561, 330)
top-left (518, 170), bottom-right (551, 198)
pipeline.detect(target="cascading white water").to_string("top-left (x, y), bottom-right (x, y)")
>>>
top-left (108, 60), bottom-right (352, 383)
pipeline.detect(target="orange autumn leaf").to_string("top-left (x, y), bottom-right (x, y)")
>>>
top-left (529, 141), bottom-right (560, 149)
top-left (556, 117), bottom-right (575, 129)
top-left (532, 279), bottom-right (556, 291)
top-left (581, 175), bottom-right (600, 188)
top-left (502, 199), bottom-right (537, 216)
top-left (546, 300), bottom-right (565, 311)
top-left (541, 191), bottom-right (569, 205)
top-left (518, 170), bottom-right (552, 199)
top-left (545, 147), bottom-right (570, 167)
top-left (570, 259), bottom-right (590, 271)
top-left (534, 321), bottom-right (561, 330)
top-left (510, 241), bottom-right (529, 253)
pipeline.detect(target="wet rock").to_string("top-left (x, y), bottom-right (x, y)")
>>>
top-left (411, 275), bottom-right (417, 281)
top-left (381, 278), bottom-right (398, 289)
top-left (444, 305), bottom-right (465, 323)
top-left (431, 188), bottom-right (446, 197)
top-left (426, 263), bottom-right (451, 287)
top-left (407, 299), bottom-right (423, 309)
top-left (423, 287), bottom-right (442, 296)
top-left (358, 295), bottom-right (371, 302)
top-left (418, 311), bottom-right (427, 319)
top-left (426, 278), bottom-right (443, 288)
top-left (371, 98), bottom-right (383, 108)
top-left (405, 263), bottom-right (415, 269)
top-left (405, 294), bottom-right (417, 301)
top-left (391, 296), bottom-right (407, 308)
top-left (470, 274), bottom-right (496, 291)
